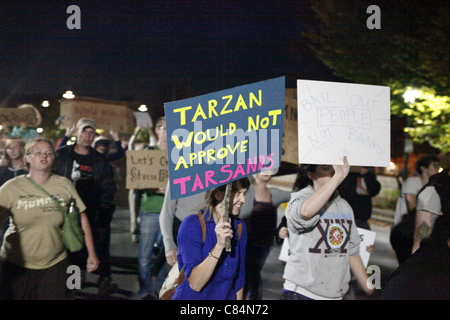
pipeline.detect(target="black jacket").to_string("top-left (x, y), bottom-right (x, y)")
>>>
top-left (53, 144), bottom-right (116, 227)
top-left (338, 171), bottom-right (381, 221)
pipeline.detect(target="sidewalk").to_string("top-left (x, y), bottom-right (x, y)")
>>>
top-left (75, 207), bottom-right (140, 300)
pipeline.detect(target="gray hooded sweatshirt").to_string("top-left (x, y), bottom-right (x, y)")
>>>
top-left (283, 185), bottom-right (361, 299)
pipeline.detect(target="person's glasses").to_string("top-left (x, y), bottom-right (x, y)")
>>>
top-left (157, 126), bottom-right (166, 130)
top-left (31, 150), bottom-right (54, 157)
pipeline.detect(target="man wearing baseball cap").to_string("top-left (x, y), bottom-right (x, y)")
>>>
top-left (53, 117), bottom-right (118, 297)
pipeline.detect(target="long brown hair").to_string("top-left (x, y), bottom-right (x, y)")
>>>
top-left (203, 177), bottom-right (250, 215)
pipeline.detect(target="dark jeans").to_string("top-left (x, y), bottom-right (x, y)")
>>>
top-left (244, 243), bottom-right (271, 300)
top-left (0, 258), bottom-right (70, 300)
top-left (280, 290), bottom-right (314, 300)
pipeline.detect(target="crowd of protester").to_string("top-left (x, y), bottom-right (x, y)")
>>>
top-left (0, 113), bottom-right (448, 301)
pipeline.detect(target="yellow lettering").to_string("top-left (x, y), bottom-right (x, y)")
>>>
top-left (172, 132), bottom-right (194, 149)
top-left (192, 103), bottom-right (207, 122)
top-left (194, 131), bottom-right (207, 144)
top-left (240, 140), bottom-right (249, 152)
top-left (248, 115), bottom-right (259, 132)
top-left (249, 90), bottom-right (262, 108)
top-left (234, 94), bottom-right (248, 111)
top-left (221, 95), bottom-right (233, 115)
top-left (268, 109), bottom-right (282, 125)
top-left (208, 99), bottom-right (219, 118)
top-left (189, 152), bottom-right (197, 166)
top-left (175, 156), bottom-right (188, 170)
top-left (226, 142), bottom-right (240, 154)
top-left (173, 106), bottom-right (192, 126)
top-left (207, 149), bottom-right (216, 162)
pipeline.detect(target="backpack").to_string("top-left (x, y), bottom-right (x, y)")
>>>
top-left (425, 169), bottom-right (450, 240)
top-left (159, 212), bottom-right (242, 300)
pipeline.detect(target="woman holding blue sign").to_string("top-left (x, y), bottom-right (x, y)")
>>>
top-left (171, 177), bottom-right (250, 300)
top-left (281, 157), bottom-right (374, 300)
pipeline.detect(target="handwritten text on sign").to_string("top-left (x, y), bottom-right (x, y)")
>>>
top-left (297, 80), bottom-right (390, 167)
top-left (126, 150), bottom-right (168, 189)
top-left (165, 77), bottom-right (285, 199)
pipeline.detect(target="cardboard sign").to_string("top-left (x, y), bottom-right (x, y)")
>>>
top-left (357, 227), bottom-right (376, 268)
top-left (282, 88), bottom-right (299, 164)
top-left (278, 237), bottom-right (290, 262)
top-left (0, 104), bottom-right (42, 127)
top-left (133, 112), bottom-right (153, 128)
top-left (126, 149), bottom-right (169, 189)
top-left (297, 80), bottom-right (390, 167)
top-left (165, 77), bottom-right (285, 199)
top-left (59, 97), bottom-right (135, 134)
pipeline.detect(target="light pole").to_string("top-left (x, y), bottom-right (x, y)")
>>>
top-left (402, 89), bottom-right (420, 180)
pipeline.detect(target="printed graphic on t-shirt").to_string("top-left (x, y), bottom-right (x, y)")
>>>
top-left (309, 218), bottom-right (352, 256)
top-left (71, 160), bottom-right (94, 183)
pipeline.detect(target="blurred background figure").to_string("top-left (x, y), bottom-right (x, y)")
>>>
top-left (127, 125), bottom-right (154, 243)
top-left (240, 170), bottom-right (291, 300)
top-left (390, 155), bottom-right (440, 264)
top-left (338, 166), bottom-right (381, 230)
top-left (0, 138), bottom-right (28, 247)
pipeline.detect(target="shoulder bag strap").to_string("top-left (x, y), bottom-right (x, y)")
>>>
top-left (26, 176), bottom-right (66, 215)
top-left (195, 212), bottom-right (206, 242)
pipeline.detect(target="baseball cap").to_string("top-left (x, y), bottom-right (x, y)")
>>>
top-left (93, 135), bottom-right (110, 148)
top-left (76, 118), bottom-right (97, 131)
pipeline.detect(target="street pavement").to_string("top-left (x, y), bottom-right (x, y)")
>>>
top-left (74, 205), bottom-right (399, 300)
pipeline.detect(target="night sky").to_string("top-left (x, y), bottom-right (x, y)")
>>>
top-left (0, 1), bottom-right (335, 104)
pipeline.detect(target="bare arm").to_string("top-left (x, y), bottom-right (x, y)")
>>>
top-left (80, 212), bottom-right (100, 273)
top-left (349, 255), bottom-right (374, 296)
top-left (405, 193), bottom-right (417, 213)
top-left (412, 210), bottom-right (438, 253)
top-left (300, 157), bottom-right (350, 220)
top-left (236, 288), bottom-right (244, 300)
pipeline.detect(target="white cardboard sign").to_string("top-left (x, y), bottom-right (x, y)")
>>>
top-left (357, 227), bottom-right (376, 268)
top-left (297, 80), bottom-right (390, 167)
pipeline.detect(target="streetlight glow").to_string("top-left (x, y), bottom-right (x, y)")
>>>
top-left (403, 89), bottom-right (420, 104)
top-left (63, 91), bottom-right (75, 99)
top-left (41, 100), bottom-right (50, 107)
top-left (138, 104), bottom-right (148, 112)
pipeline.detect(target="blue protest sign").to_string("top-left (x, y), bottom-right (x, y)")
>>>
top-left (165, 76), bottom-right (285, 199)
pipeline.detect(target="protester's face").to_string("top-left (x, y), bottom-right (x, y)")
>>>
top-left (230, 187), bottom-right (247, 216)
top-left (424, 161), bottom-right (440, 176)
top-left (155, 121), bottom-right (167, 142)
top-left (77, 127), bottom-right (96, 147)
top-left (6, 141), bottom-right (24, 160)
top-left (308, 165), bottom-right (335, 188)
top-left (95, 143), bottom-right (109, 155)
top-left (26, 141), bottom-right (54, 171)
top-left (256, 172), bottom-right (272, 182)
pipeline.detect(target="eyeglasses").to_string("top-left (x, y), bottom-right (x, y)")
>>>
top-left (30, 150), bottom-right (54, 157)
top-left (157, 126), bottom-right (166, 130)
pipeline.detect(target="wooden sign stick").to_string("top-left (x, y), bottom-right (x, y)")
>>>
top-left (223, 183), bottom-right (232, 252)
